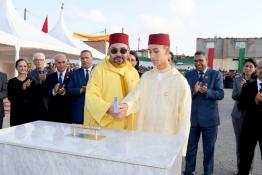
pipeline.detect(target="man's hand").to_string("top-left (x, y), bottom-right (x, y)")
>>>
top-left (39, 73), bottom-right (47, 82)
top-left (199, 83), bottom-right (208, 94)
top-left (193, 81), bottom-right (201, 95)
top-left (107, 103), bottom-right (128, 119)
top-left (53, 83), bottom-right (60, 94)
top-left (119, 103), bottom-right (128, 116)
top-left (58, 85), bottom-right (66, 95)
top-left (80, 86), bottom-right (86, 94)
top-left (255, 92), bottom-right (262, 104)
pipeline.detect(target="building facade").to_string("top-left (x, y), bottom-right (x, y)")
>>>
top-left (197, 38), bottom-right (262, 71)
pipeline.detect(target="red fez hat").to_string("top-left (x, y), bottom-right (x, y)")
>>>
top-left (109, 33), bottom-right (129, 46)
top-left (148, 33), bottom-right (170, 46)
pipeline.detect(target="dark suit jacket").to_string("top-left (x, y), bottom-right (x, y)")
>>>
top-left (231, 76), bottom-right (245, 119)
top-left (67, 68), bottom-right (88, 123)
top-left (185, 69), bottom-right (224, 127)
top-left (45, 71), bottom-right (71, 123)
top-left (0, 72), bottom-right (8, 118)
top-left (238, 80), bottom-right (262, 130)
top-left (67, 66), bottom-right (95, 123)
top-left (231, 76), bottom-right (256, 119)
top-left (28, 68), bottom-right (51, 120)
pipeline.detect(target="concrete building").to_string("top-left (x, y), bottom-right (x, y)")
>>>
top-left (197, 37), bottom-right (262, 71)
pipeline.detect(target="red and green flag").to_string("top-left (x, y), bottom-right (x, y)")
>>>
top-left (206, 42), bottom-right (215, 68)
top-left (236, 42), bottom-right (245, 73)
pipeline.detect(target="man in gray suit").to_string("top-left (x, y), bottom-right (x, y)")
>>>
top-left (28, 52), bottom-right (51, 121)
top-left (0, 72), bottom-right (8, 129)
top-left (184, 51), bottom-right (224, 175)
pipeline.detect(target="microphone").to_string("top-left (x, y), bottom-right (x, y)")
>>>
top-left (38, 68), bottom-right (45, 84)
top-left (38, 68), bottom-right (45, 74)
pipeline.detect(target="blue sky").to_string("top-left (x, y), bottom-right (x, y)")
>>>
top-left (12, 0), bottom-right (262, 55)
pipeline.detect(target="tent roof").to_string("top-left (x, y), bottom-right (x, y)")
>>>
top-left (0, 0), bottom-right (81, 56)
top-left (0, 30), bottom-right (17, 46)
top-left (49, 9), bottom-right (105, 60)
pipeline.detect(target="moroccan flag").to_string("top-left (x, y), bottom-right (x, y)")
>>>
top-left (238, 48), bottom-right (245, 73)
top-left (207, 48), bottom-right (214, 68)
top-left (41, 16), bottom-right (48, 33)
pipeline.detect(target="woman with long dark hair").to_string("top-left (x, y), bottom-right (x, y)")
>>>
top-left (128, 51), bottom-right (142, 77)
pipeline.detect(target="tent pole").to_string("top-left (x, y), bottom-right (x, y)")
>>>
top-left (15, 46), bottom-right (20, 76)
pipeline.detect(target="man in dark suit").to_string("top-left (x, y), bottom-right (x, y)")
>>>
top-left (45, 54), bottom-right (71, 123)
top-left (237, 60), bottom-right (262, 175)
top-left (0, 72), bottom-right (8, 129)
top-left (28, 52), bottom-right (51, 121)
top-left (184, 51), bottom-right (224, 175)
top-left (67, 50), bottom-right (95, 124)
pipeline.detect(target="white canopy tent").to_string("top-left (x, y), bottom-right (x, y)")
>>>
top-left (49, 9), bottom-right (105, 60)
top-left (0, 0), bottom-right (84, 77)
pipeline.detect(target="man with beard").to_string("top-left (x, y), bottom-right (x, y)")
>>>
top-left (84, 33), bottom-right (140, 130)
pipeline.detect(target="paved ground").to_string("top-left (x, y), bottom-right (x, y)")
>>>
top-left (2, 89), bottom-right (262, 174)
top-left (183, 89), bottom-right (262, 175)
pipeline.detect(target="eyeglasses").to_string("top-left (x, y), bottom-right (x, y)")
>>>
top-left (110, 47), bottom-right (128, 54)
top-left (34, 59), bottom-right (45, 62)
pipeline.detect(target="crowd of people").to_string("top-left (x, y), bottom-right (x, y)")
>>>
top-left (0, 32), bottom-right (261, 175)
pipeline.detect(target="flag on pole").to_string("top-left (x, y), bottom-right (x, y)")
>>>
top-left (206, 42), bottom-right (215, 68)
top-left (41, 16), bottom-right (48, 33)
top-left (236, 42), bottom-right (245, 73)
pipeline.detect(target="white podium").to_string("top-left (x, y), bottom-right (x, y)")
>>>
top-left (0, 121), bottom-right (184, 175)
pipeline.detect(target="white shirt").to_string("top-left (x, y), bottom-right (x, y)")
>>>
top-left (257, 78), bottom-right (262, 92)
top-left (83, 66), bottom-right (93, 78)
top-left (57, 70), bottom-right (67, 83)
top-left (198, 67), bottom-right (208, 76)
top-left (52, 70), bottom-right (67, 96)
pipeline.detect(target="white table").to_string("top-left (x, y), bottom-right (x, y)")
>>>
top-left (0, 121), bottom-right (184, 175)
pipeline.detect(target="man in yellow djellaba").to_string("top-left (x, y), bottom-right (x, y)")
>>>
top-left (84, 33), bottom-right (139, 130)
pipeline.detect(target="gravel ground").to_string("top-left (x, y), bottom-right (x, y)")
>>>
top-left (2, 89), bottom-right (262, 174)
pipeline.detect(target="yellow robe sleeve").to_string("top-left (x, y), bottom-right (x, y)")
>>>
top-left (84, 66), bottom-right (113, 127)
top-left (122, 75), bottom-right (145, 115)
top-left (176, 76), bottom-right (192, 156)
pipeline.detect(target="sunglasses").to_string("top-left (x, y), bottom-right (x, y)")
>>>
top-left (194, 59), bottom-right (204, 63)
top-left (110, 47), bottom-right (128, 54)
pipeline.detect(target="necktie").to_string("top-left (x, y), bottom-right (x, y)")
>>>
top-left (199, 72), bottom-right (204, 82)
top-left (58, 72), bottom-right (63, 85)
top-left (85, 69), bottom-right (89, 81)
top-left (260, 83), bottom-right (262, 93)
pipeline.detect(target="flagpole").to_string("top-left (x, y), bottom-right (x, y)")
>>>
top-left (24, 8), bottom-right (27, 20)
